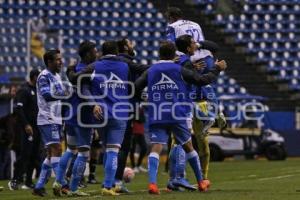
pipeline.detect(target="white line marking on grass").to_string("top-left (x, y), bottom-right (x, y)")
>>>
top-left (258, 174), bottom-right (293, 181)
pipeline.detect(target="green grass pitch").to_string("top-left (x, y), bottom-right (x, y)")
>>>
top-left (1, 159), bottom-right (300, 200)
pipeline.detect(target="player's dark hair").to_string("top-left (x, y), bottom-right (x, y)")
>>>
top-left (29, 69), bottom-right (41, 80)
top-left (176, 35), bottom-right (193, 54)
top-left (43, 49), bottom-right (60, 67)
top-left (78, 41), bottom-right (96, 59)
top-left (117, 38), bottom-right (128, 53)
top-left (102, 40), bottom-right (119, 55)
top-left (166, 7), bottom-right (183, 19)
top-left (159, 41), bottom-right (176, 60)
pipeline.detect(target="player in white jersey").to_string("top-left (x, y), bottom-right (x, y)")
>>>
top-left (33, 49), bottom-right (71, 197)
top-left (165, 7), bottom-right (212, 62)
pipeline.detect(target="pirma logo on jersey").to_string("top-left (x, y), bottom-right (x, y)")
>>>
top-left (99, 72), bottom-right (126, 89)
top-left (151, 73), bottom-right (179, 91)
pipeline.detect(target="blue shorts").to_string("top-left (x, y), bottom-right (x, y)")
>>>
top-left (38, 124), bottom-right (62, 146)
top-left (149, 123), bottom-right (191, 145)
top-left (65, 125), bottom-right (93, 149)
top-left (99, 119), bottom-right (127, 148)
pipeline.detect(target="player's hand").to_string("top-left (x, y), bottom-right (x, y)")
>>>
top-left (215, 59), bottom-right (227, 71)
top-left (67, 63), bottom-right (76, 73)
top-left (172, 56), bottom-right (180, 62)
top-left (193, 60), bottom-right (206, 70)
top-left (83, 64), bottom-right (94, 74)
top-left (25, 124), bottom-right (33, 136)
top-left (217, 112), bottom-right (227, 129)
top-left (93, 105), bottom-right (103, 120)
top-left (94, 129), bottom-right (100, 140)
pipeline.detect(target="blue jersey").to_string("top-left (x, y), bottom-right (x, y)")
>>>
top-left (197, 56), bottom-right (218, 104)
top-left (90, 57), bottom-right (129, 119)
top-left (147, 61), bottom-right (191, 124)
top-left (176, 54), bottom-right (197, 102)
top-left (65, 63), bottom-right (93, 126)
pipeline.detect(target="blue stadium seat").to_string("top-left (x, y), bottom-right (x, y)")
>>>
top-left (214, 0), bottom-right (300, 91)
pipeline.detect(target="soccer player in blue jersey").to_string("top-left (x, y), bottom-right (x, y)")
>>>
top-left (166, 7), bottom-right (225, 186)
top-left (33, 49), bottom-right (72, 197)
top-left (167, 34), bottom-right (206, 191)
top-left (135, 41), bottom-right (227, 194)
top-left (54, 41), bottom-right (98, 196)
top-left (80, 41), bottom-right (131, 196)
top-left (168, 35), bottom-right (226, 190)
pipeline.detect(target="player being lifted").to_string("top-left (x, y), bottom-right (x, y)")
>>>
top-left (135, 41), bottom-right (227, 194)
top-left (33, 49), bottom-right (72, 197)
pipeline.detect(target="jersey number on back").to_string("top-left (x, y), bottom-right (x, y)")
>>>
top-left (185, 29), bottom-right (200, 41)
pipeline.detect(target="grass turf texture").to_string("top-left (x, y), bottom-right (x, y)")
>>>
top-left (1, 159), bottom-right (300, 200)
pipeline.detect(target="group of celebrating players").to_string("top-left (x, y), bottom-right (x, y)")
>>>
top-left (28, 7), bottom-right (227, 197)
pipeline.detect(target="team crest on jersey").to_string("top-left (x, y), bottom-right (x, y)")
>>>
top-left (99, 72), bottom-right (126, 89)
top-left (152, 73), bottom-right (178, 91)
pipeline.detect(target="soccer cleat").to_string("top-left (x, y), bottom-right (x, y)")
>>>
top-left (61, 185), bottom-right (71, 195)
top-left (198, 179), bottom-right (210, 192)
top-left (114, 182), bottom-right (129, 193)
top-left (172, 178), bottom-right (197, 191)
top-left (8, 180), bottom-right (19, 190)
top-left (101, 188), bottom-right (120, 196)
top-left (148, 183), bottom-right (160, 195)
top-left (78, 178), bottom-right (87, 189)
top-left (133, 167), bottom-right (140, 173)
top-left (167, 180), bottom-right (180, 191)
top-left (52, 181), bottom-right (62, 197)
top-left (24, 182), bottom-right (35, 189)
top-left (68, 190), bottom-right (90, 196)
top-left (88, 175), bottom-right (98, 184)
top-left (21, 185), bottom-right (31, 190)
top-left (138, 166), bottom-right (148, 173)
top-left (32, 188), bottom-right (47, 197)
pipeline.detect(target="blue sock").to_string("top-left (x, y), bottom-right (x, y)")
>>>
top-left (103, 149), bottom-right (118, 189)
top-left (56, 149), bottom-right (75, 186)
top-left (70, 152), bottom-right (88, 191)
top-left (169, 147), bottom-right (176, 180)
top-left (186, 150), bottom-right (203, 182)
top-left (175, 145), bottom-right (186, 179)
top-left (148, 152), bottom-right (159, 184)
top-left (45, 167), bottom-right (52, 183)
top-left (35, 159), bottom-right (52, 189)
top-left (51, 157), bottom-right (61, 179)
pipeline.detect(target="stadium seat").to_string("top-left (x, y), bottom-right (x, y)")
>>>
top-left (213, 0), bottom-right (300, 91)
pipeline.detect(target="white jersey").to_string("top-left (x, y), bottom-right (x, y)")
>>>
top-left (166, 19), bottom-right (205, 43)
top-left (166, 19), bottom-right (212, 61)
top-left (36, 69), bottom-right (65, 125)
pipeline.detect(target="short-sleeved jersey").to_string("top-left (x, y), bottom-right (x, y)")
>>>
top-left (37, 69), bottom-right (64, 125)
top-left (90, 57), bottom-right (130, 119)
top-left (166, 19), bottom-right (205, 43)
top-left (166, 19), bottom-right (212, 61)
top-left (65, 63), bottom-right (93, 126)
top-left (147, 61), bottom-right (191, 124)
